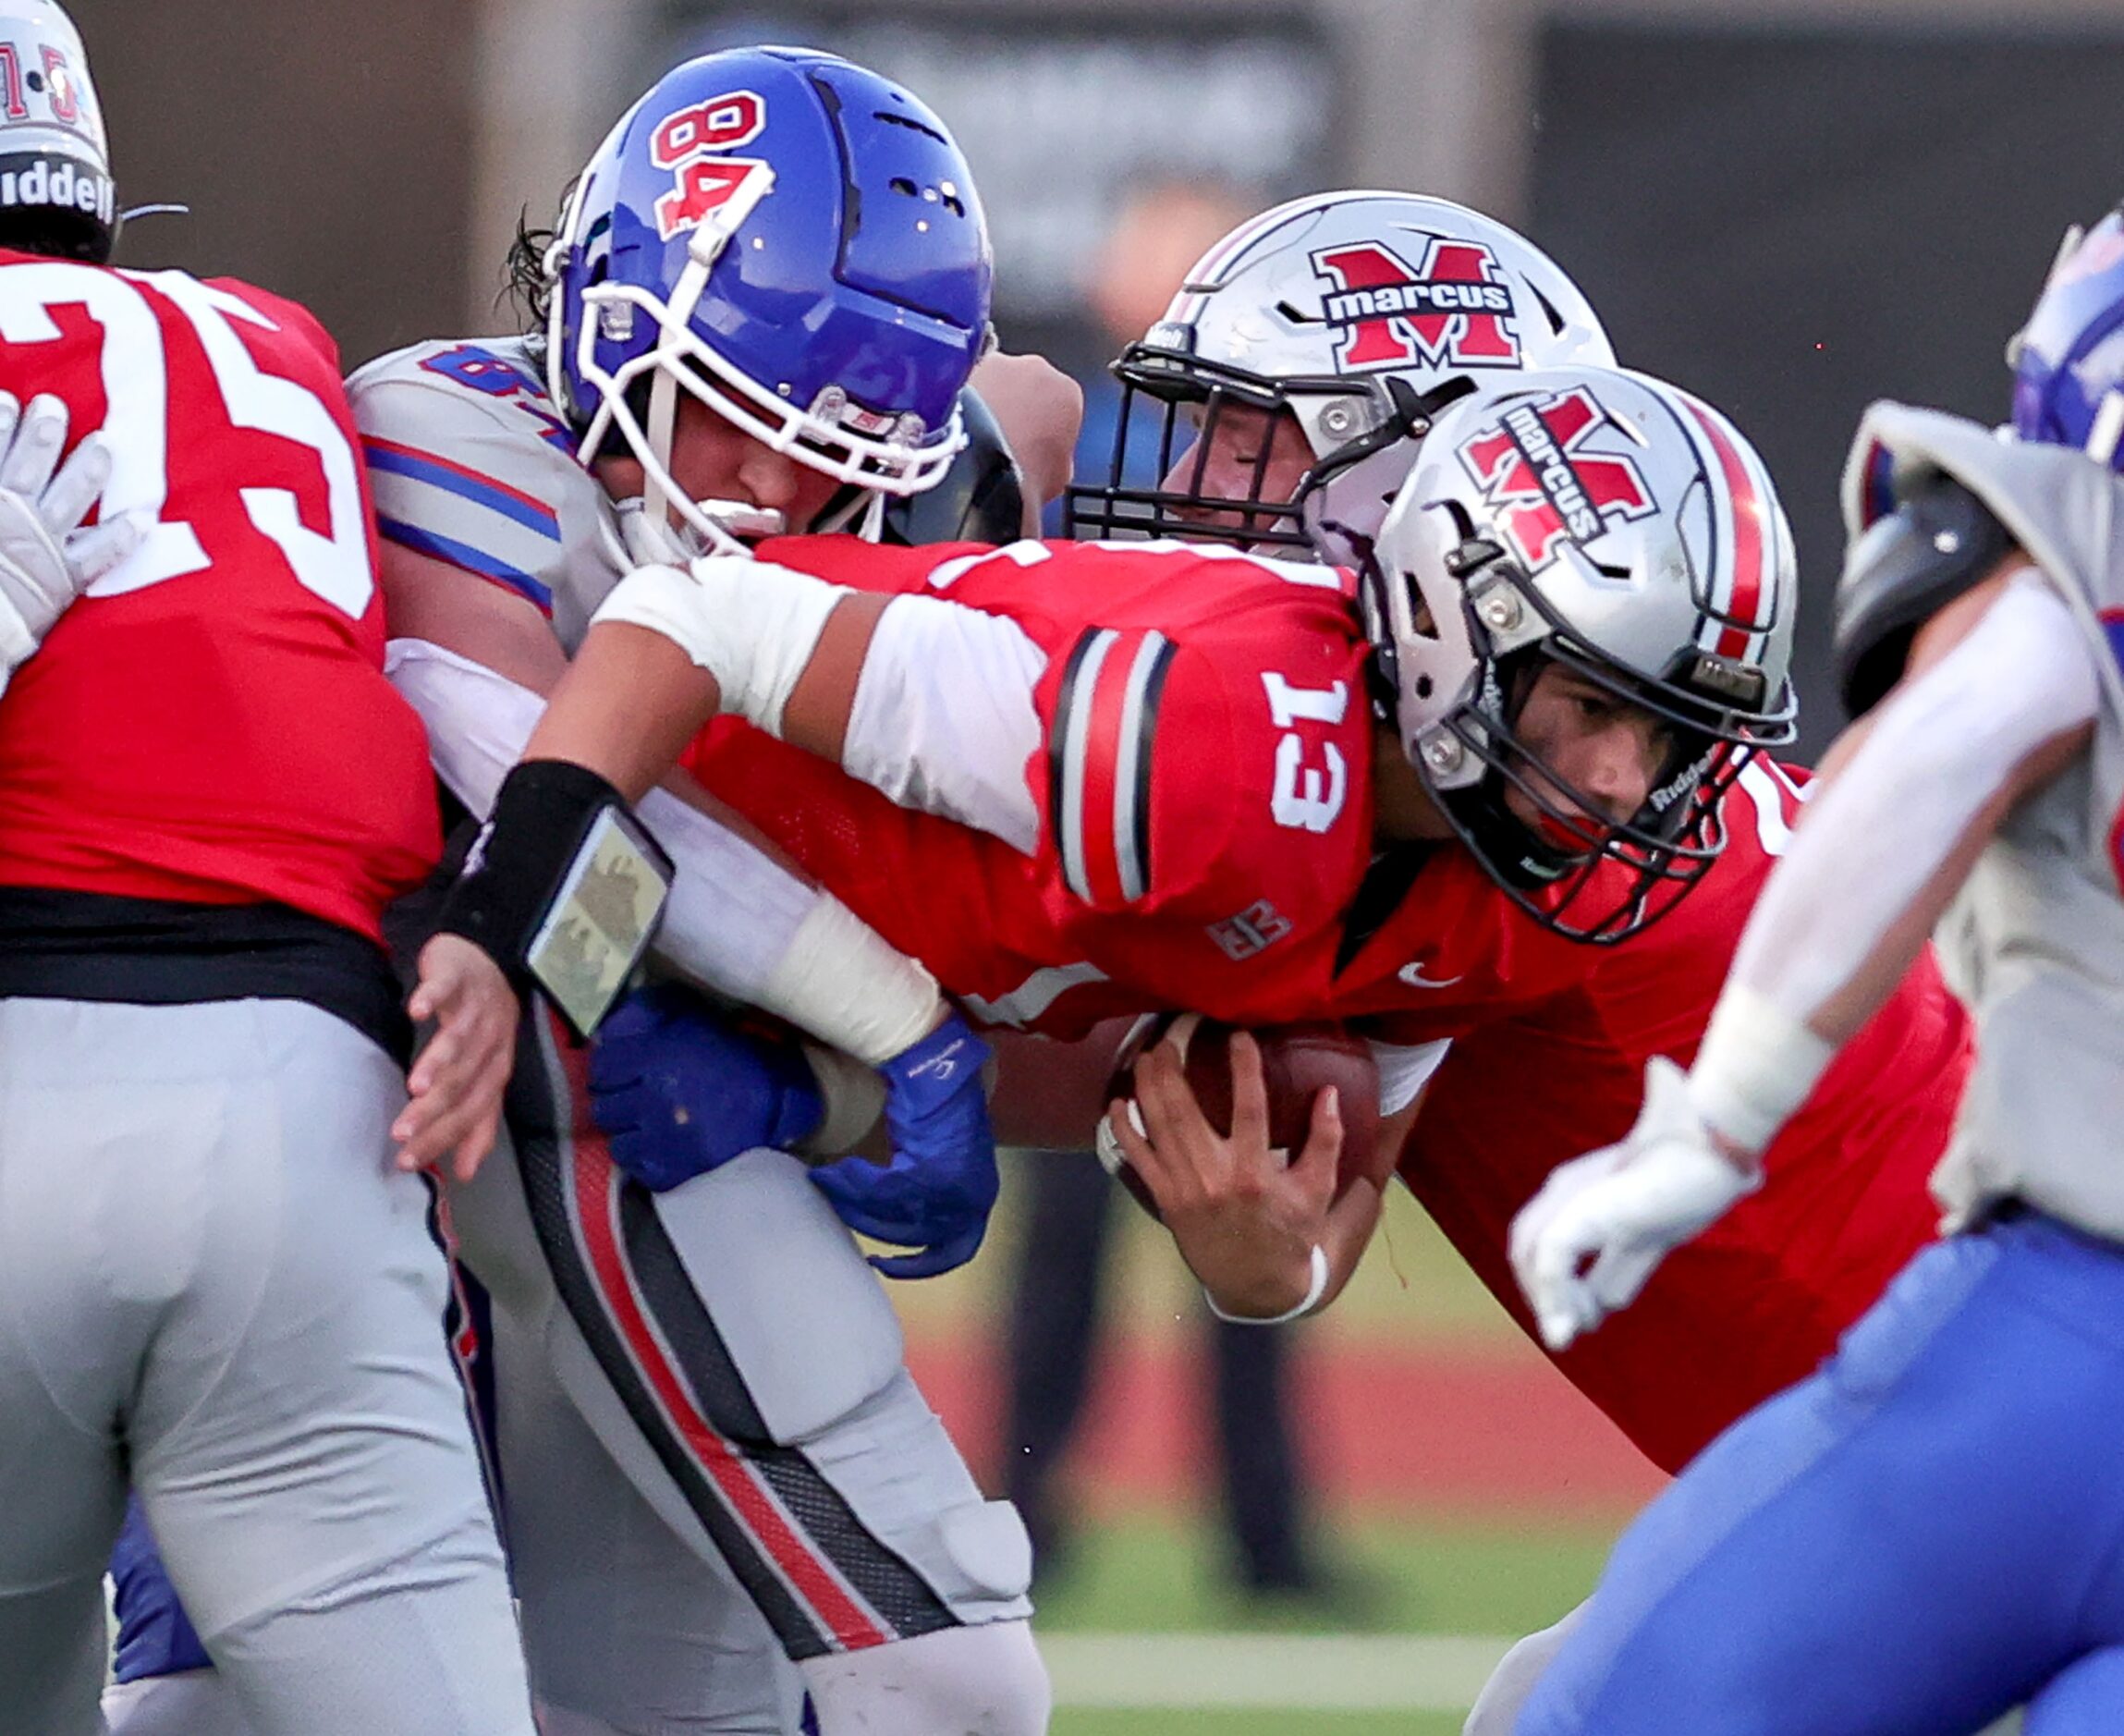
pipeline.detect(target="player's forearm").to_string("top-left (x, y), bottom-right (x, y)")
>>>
top-left (1695, 572), bottom-right (2096, 1154)
top-left (582, 553), bottom-right (1048, 848)
top-left (523, 618), bottom-right (720, 801)
top-left (389, 638), bottom-right (944, 1065)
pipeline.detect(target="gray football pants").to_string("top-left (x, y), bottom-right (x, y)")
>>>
top-left (456, 1009), bottom-right (1039, 1732)
top-left (0, 996), bottom-right (533, 1735)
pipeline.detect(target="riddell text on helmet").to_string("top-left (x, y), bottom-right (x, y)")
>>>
top-left (0, 153), bottom-right (114, 225)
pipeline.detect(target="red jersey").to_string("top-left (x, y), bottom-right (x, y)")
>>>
top-left (689, 535), bottom-right (1593, 1039)
top-left (0, 255), bottom-right (438, 940)
top-left (1399, 759), bottom-right (1966, 1473)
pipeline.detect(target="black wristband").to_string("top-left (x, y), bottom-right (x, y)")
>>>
top-left (435, 759), bottom-right (674, 1037)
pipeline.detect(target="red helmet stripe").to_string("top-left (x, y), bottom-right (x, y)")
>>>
top-left (1683, 397), bottom-right (1771, 659)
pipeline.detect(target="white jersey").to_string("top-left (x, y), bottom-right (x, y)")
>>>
top-left (345, 336), bottom-right (624, 649)
top-left (1846, 404), bottom-right (2124, 1239)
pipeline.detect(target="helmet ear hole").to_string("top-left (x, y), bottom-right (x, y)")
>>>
top-left (1400, 571), bottom-right (1439, 642)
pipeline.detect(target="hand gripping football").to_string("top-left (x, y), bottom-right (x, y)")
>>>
top-left (1094, 1012), bottom-right (1383, 1220)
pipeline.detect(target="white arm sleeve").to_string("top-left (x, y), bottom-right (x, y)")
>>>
top-left (589, 556), bottom-right (848, 739)
top-left (591, 556), bottom-right (1050, 853)
top-left (841, 593), bottom-right (1047, 854)
top-left (1691, 570), bottom-right (2100, 1148)
top-left (385, 637), bottom-right (939, 1064)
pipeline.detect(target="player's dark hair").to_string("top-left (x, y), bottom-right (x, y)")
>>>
top-left (502, 206), bottom-right (555, 340)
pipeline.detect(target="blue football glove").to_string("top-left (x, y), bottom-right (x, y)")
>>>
top-left (810, 1011), bottom-right (998, 1279)
top-left (589, 984), bottom-right (824, 1192)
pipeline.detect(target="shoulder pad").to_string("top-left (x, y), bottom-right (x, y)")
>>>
top-left (884, 385), bottom-right (1026, 547)
top-left (1840, 401), bottom-right (2124, 701)
top-left (1833, 471), bottom-right (2013, 717)
top-left (348, 340), bottom-right (617, 639)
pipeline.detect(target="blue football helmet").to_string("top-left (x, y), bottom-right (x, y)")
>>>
top-left (2012, 206), bottom-right (2124, 467)
top-left (544, 47), bottom-right (993, 554)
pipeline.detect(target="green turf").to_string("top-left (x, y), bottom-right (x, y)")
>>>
top-left (1032, 1509), bottom-right (1616, 1638)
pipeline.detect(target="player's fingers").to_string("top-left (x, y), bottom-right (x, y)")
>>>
top-left (406, 959), bottom-right (454, 1026)
top-left (397, 1045), bottom-right (507, 1173)
top-left (39, 432), bottom-right (109, 540)
top-left (1534, 1293), bottom-right (1588, 1353)
top-left (1129, 1045), bottom-right (1210, 1171)
top-left (394, 1051), bottom-right (463, 1156)
top-left (408, 932), bottom-right (476, 1024)
top-left (405, 1021), bottom-right (463, 1099)
top-left (1105, 1096), bottom-right (1158, 1168)
top-left (1514, 1219), bottom-right (1593, 1351)
top-left (1227, 1031), bottom-right (1271, 1152)
top-left (447, 1100), bottom-right (505, 1183)
top-left (870, 1219), bottom-right (983, 1280)
top-left (1299, 1083), bottom-right (1341, 1160)
top-left (394, 1083), bottom-right (458, 1169)
top-left (0, 394), bottom-right (67, 501)
top-left (396, 1094), bottom-right (474, 1172)
top-left (1288, 1084), bottom-right (1341, 1204)
top-left (1587, 1241), bottom-right (1660, 1317)
top-left (447, 1016), bottom-right (517, 1110)
top-left (64, 509), bottom-right (145, 586)
top-left (1525, 1206), bottom-right (1600, 1325)
top-left (397, 984), bottom-right (508, 1141)
top-left (1508, 1185), bottom-right (1561, 1278)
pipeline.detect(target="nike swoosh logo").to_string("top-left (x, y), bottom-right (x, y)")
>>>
top-left (1398, 962), bottom-right (1464, 989)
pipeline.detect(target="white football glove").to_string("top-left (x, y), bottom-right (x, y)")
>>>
top-left (0, 391), bottom-right (142, 680)
top-left (1508, 1057), bottom-right (1764, 1352)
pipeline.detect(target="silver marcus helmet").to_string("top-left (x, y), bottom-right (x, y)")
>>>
top-left (1065, 189), bottom-right (1613, 563)
top-left (0, 3), bottom-right (113, 263)
top-left (1366, 364), bottom-right (1797, 943)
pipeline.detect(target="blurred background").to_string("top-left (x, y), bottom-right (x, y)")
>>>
top-left (67, 0), bottom-right (2124, 1726)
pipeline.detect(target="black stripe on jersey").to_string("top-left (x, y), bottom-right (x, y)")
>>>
top-left (1047, 627), bottom-right (1103, 862)
top-left (1129, 635), bottom-right (1178, 902)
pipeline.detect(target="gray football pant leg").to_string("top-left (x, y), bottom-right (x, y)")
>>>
top-left (102, 1671), bottom-right (245, 1736)
top-left (454, 1010), bottom-right (1041, 1730)
top-left (491, 1301), bottom-right (806, 1734)
top-left (0, 999), bottom-right (532, 1736)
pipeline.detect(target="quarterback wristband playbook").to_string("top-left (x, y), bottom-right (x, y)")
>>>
top-left (435, 760), bottom-right (675, 1039)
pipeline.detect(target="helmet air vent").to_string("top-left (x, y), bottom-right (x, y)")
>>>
top-left (873, 109), bottom-right (949, 146)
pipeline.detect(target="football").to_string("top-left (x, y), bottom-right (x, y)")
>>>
top-left (1093, 1012), bottom-right (1384, 1220)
